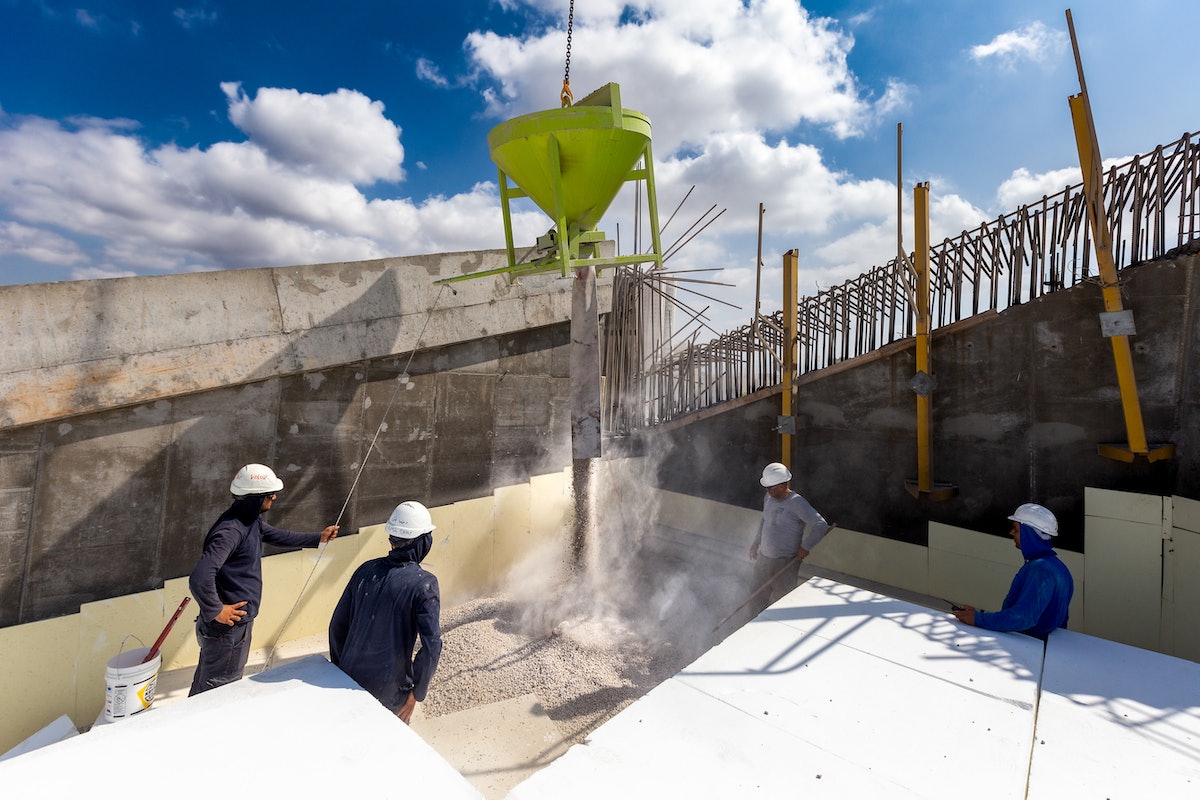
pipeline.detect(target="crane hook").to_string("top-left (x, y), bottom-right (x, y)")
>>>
top-left (561, 0), bottom-right (575, 106)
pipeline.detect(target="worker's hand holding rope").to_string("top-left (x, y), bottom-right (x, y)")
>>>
top-left (319, 525), bottom-right (339, 543)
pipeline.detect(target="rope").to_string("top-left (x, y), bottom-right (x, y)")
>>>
top-left (561, 0), bottom-right (574, 106)
top-left (263, 283), bottom-right (450, 670)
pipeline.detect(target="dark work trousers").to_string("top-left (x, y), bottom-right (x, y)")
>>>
top-left (751, 554), bottom-right (802, 615)
top-left (189, 617), bottom-right (253, 696)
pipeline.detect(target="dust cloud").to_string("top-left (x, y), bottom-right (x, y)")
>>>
top-left (421, 455), bottom-right (751, 742)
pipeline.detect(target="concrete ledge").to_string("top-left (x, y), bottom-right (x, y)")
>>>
top-left (0, 251), bottom-right (612, 428)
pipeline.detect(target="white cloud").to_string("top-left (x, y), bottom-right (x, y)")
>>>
top-left (173, 7), bottom-right (218, 29)
top-left (75, 9), bottom-right (100, 29)
top-left (465, 0), bottom-right (888, 149)
top-left (70, 265), bottom-right (140, 281)
top-left (416, 58), bottom-right (450, 88)
top-left (0, 80), bottom-right (566, 280)
top-left (993, 155), bottom-right (1128, 212)
top-left (995, 165), bottom-right (1081, 210)
top-left (970, 21), bottom-right (1067, 69)
top-left (0, 91), bottom-right (485, 276)
top-left (221, 83), bottom-right (405, 184)
top-left (0, 0), bottom-right (1078, 342)
top-left (0, 221), bottom-right (89, 266)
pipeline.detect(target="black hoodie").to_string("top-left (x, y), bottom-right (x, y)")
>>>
top-left (328, 533), bottom-right (442, 709)
top-left (188, 493), bottom-right (322, 627)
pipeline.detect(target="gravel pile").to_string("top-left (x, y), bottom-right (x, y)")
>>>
top-left (422, 590), bottom-right (707, 743)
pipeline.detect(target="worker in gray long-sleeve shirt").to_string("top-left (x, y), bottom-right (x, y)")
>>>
top-left (748, 462), bottom-right (830, 613)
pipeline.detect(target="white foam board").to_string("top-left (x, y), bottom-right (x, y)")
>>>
top-left (0, 655), bottom-right (482, 799)
top-left (0, 715), bottom-right (78, 763)
top-left (508, 578), bottom-right (1044, 799)
top-left (1028, 629), bottom-right (1200, 798)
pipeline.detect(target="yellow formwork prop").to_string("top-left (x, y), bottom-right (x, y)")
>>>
top-left (1066, 10), bottom-right (1174, 463)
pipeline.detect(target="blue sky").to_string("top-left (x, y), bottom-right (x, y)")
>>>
top-left (0, 0), bottom-right (1194, 334)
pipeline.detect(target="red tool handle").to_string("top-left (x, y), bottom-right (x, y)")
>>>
top-left (144, 597), bottom-right (191, 663)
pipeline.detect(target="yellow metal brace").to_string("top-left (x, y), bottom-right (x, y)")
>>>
top-left (906, 183), bottom-right (956, 500)
top-left (1067, 10), bottom-right (1174, 463)
top-left (781, 249), bottom-right (798, 471)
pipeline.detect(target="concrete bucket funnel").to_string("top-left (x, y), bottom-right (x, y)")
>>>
top-left (488, 84), bottom-right (650, 234)
top-left (439, 83), bottom-right (664, 284)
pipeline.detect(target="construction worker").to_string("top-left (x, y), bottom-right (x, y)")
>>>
top-left (748, 462), bottom-right (831, 612)
top-left (188, 463), bottom-right (339, 695)
top-left (952, 503), bottom-right (1074, 639)
top-left (328, 501), bottom-right (443, 724)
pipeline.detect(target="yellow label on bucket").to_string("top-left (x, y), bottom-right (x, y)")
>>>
top-left (137, 677), bottom-right (158, 709)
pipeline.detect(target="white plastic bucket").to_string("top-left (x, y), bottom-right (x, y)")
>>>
top-left (104, 647), bottom-right (161, 722)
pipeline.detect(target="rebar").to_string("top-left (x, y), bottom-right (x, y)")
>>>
top-left (604, 131), bottom-right (1200, 430)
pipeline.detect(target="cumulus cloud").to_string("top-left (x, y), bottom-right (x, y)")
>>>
top-left (970, 21), bottom-right (1067, 69)
top-left (994, 155), bottom-right (1129, 212)
top-left (0, 87), bottom-right (490, 277)
top-left (995, 165), bottom-right (1082, 210)
top-left (221, 83), bottom-right (405, 183)
top-left (0, 0), bottom-right (1049, 341)
top-left (0, 221), bottom-right (89, 266)
top-left (466, 0), bottom-right (896, 149)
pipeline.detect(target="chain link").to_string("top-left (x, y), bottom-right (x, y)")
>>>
top-left (563, 0), bottom-right (574, 86)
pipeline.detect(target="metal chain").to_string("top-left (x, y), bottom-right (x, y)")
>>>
top-left (564, 0), bottom-right (574, 86)
top-left (561, 0), bottom-right (575, 106)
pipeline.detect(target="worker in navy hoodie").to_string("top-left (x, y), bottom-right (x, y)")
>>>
top-left (329, 501), bottom-right (443, 724)
top-left (188, 464), bottom-right (339, 695)
top-left (952, 503), bottom-right (1074, 639)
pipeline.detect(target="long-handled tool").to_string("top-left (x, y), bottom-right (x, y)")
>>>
top-left (143, 597), bottom-right (190, 663)
top-left (712, 525), bottom-right (837, 634)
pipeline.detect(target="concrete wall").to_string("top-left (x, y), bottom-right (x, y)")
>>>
top-left (647, 253), bottom-right (1200, 552)
top-left (0, 469), bottom-right (573, 754)
top-left (0, 251), bottom-right (611, 627)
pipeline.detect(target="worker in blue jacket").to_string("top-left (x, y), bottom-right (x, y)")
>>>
top-left (329, 501), bottom-right (443, 724)
top-left (953, 502), bottom-right (1074, 639)
top-left (188, 464), bottom-right (339, 695)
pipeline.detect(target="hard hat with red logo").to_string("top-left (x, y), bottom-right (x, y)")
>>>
top-left (230, 464), bottom-right (284, 497)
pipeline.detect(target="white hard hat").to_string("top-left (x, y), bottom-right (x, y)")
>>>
top-left (760, 462), bottom-right (792, 487)
top-left (1008, 502), bottom-right (1059, 539)
top-left (386, 501), bottom-right (437, 539)
top-left (230, 464), bottom-right (284, 497)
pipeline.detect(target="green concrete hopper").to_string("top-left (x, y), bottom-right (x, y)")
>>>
top-left (440, 83), bottom-right (664, 284)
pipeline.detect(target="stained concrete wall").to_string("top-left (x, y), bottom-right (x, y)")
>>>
top-left (647, 252), bottom-right (1200, 552)
top-left (0, 250), bottom-right (611, 627)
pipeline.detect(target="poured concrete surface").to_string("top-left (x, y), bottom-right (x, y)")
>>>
top-left (412, 694), bottom-right (570, 799)
top-left (0, 654), bottom-right (483, 799)
top-left (509, 577), bottom-right (1045, 799)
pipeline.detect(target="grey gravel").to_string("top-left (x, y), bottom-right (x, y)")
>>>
top-left (422, 589), bottom-right (710, 744)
